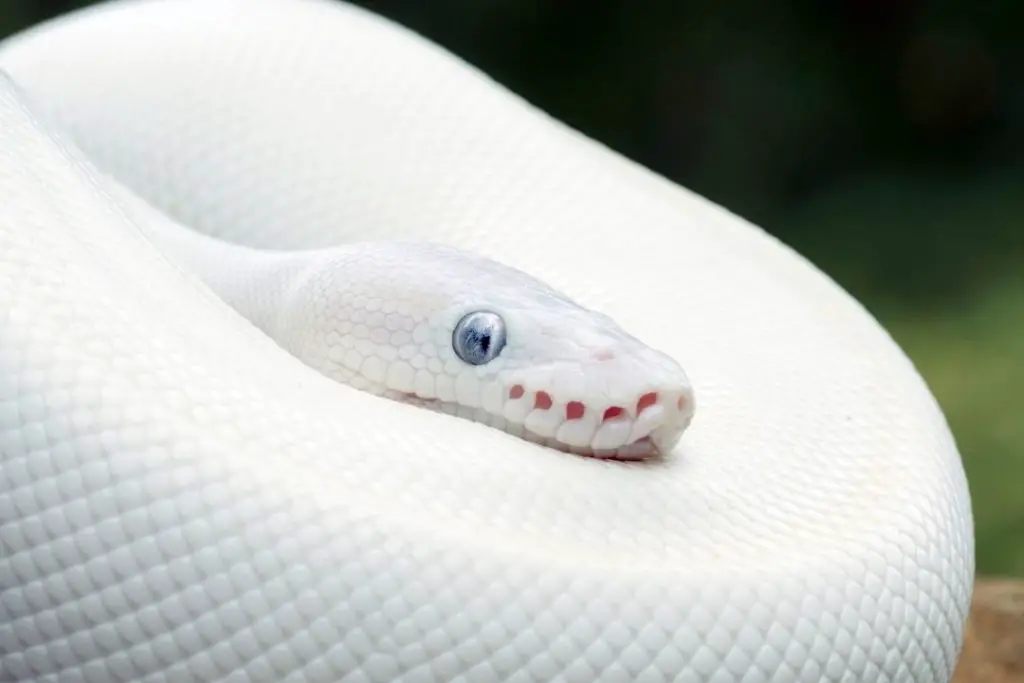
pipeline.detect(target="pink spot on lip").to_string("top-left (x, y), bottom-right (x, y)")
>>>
top-left (603, 406), bottom-right (624, 421)
top-left (593, 348), bottom-right (615, 361)
top-left (637, 392), bottom-right (658, 414)
top-left (534, 391), bottom-right (553, 410)
top-left (565, 401), bottom-right (585, 420)
top-left (509, 385), bottom-right (525, 400)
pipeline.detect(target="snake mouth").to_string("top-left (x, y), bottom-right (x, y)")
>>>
top-left (392, 391), bottom-right (680, 461)
top-left (389, 387), bottom-right (688, 462)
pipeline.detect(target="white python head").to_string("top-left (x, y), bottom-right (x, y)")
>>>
top-left (274, 241), bottom-right (695, 459)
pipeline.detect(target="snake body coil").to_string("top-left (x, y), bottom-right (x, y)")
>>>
top-left (0, 0), bottom-right (974, 681)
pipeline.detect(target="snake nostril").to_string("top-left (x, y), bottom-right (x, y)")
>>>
top-left (637, 392), bottom-right (658, 414)
top-left (509, 384), bottom-right (525, 400)
top-left (534, 391), bottom-right (553, 410)
top-left (602, 406), bottom-right (624, 422)
top-left (565, 401), bottom-right (585, 420)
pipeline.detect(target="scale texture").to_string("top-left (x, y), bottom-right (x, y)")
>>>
top-left (0, 0), bottom-right (974, 681)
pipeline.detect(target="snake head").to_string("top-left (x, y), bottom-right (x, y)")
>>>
top-left (281, 241), bottom-right (695, 460)
top-left (440, 297), bottom-right (696, 460)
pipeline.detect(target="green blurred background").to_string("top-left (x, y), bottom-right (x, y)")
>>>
top-left (3, 0), bottom-right (1021, 576)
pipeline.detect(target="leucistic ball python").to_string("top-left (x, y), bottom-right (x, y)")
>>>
top-left (0, 0), bottom-right (973, 681)
top-left (78, 189), bottom-right (699, 461)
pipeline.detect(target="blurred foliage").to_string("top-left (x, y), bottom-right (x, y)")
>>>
top-left (2, 0), bottom-right (1022, 575)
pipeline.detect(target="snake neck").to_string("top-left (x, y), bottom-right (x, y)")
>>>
top-left (104, 175), bottom-right (308, 338)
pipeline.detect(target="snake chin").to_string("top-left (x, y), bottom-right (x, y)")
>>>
top-left (566, 437), bottom-right (659, 461)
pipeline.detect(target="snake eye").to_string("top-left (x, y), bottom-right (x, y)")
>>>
top-left (453, 310), bottom-right (506, 365)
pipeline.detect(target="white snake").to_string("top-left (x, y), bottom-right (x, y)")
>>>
top-left (0, 0), bottom-right (975, 681)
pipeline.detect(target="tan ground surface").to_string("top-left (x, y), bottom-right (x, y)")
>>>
top-left (952, 578), bottom-right (1024, 683)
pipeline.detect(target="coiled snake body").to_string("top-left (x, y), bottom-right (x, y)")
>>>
top-left (0, 0), bottom-right (974, 681)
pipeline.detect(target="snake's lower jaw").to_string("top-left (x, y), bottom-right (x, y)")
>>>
top-left (560, 433), bottom-right (680, 462)
top-left (583, 424), bottom-right (688, 462)
top-left (587, 436), bottom-right (660, 461)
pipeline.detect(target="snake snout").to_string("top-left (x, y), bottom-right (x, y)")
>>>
top-left (499, 346), bottom-right (695, 460)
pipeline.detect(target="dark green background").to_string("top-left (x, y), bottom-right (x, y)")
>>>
top-left (4, 0), bottom-right (1021, 575)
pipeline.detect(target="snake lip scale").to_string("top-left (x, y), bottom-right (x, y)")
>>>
top-left (397, 385), bottom-right (694, 460)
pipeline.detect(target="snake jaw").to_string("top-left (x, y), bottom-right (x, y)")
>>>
top-left (389, 381), bottom-right (693, 461)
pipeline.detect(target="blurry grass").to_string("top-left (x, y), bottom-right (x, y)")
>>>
top-left (882, 274), bottom-right (1024, 577)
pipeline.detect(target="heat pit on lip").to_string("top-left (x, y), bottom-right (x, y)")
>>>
top-left (507, 385), bottom-right (667, 426)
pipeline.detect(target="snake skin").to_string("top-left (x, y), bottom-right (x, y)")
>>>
top-left (0, 0), bottom-right (974, 681)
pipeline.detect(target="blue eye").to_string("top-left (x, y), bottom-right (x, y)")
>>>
top-left (453, 311), bottom-right (506, 365)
